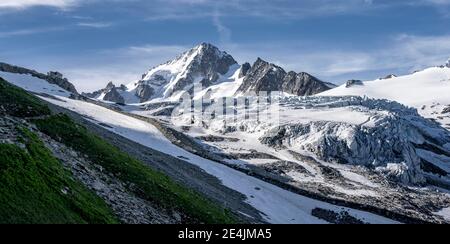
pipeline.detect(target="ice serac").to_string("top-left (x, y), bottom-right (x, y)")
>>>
top-left (134, 42), bottom-right (238, 100)
top-left (259, 99), bottom-right (438, 185)
top-left (237, 58), bottom-right (332, 96)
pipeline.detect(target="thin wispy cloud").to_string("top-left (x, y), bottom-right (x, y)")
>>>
top-left (0, 26), bottom-right (65, 38)
top-left (212, 11), bottom-right (231, 44)
top-left (77, 22), bottom-right (113, 28)
top-left (138, 0), bottom-right (450, 20)
top-left (0, 0), bottom-right (78, 9)
top-left (1, 0), bottom-right (449, 16)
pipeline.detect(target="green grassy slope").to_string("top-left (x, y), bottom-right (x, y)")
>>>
top-left (0, 128), bottom-right (119, 224)
top-left (0, 77), bottom-right (50, 117)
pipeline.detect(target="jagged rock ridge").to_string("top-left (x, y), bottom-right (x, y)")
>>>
top-left (237, 58), bottom-right (335, 96)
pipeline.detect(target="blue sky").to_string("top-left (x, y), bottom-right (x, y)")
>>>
top-left (1, 0), bottom-right (450, 91)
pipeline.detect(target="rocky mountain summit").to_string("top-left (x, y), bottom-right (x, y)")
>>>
top-left (237, 58), bottom-right (334, 96)
top-left (83, 82), bottom-right (127, 104)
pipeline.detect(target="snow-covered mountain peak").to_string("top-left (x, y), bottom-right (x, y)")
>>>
top-left (118, 43), bottom-right (238, 102)
top-left (140, 42), bottom-right (236, 82)
top-left (86, 43), bottom-right (333, 104)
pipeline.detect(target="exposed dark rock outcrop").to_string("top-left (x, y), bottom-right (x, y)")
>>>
top-left (442, 106), bottom-right (450, 114)
top-left (83, 82), bottom-right (126, 104)
top-left (135, 83), bottom-right (154, 103)
top-left (237, 58), bottom-right (287, 94)
top-left (345, 79), bottom-right (364, 88)
top-left (311, 208), bottom-right (367, 224)
top-left (103, 87), bottom-right (125, 104)
top-left (239, 62), bottom-right (251, 78)
top-left (381, 74), bottom-right (397, 80)
top-left (237, 58), bottom-right (332, 96)
top-left (282, 71), bottom-right (334, 96)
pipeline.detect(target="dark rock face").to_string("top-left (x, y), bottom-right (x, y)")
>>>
top-left (237, 58), bottom-right (332, 96)
top-left (135, 84), bottom-right (154, 103)
top-left (446, 59), bottom-right (450, 68)
top-left (0, 62), bottom-right (78, 94)
top-left (382, 74), bottom-right (397, 80)
top-left (192, 43), bottom-right (238, 77)
top-left (345, 79), bottom-right (364, 88)
top-left (239, 62), bottom-right (251, 78)
top-left (442, 106), bottom-right (450, 114)
top-left (238, 58), bottom-right (287, 94)
top-left (82, 90), bottom-right (101, 98)
top-left (103, 87), bottom-right (125, 104)
top-left (282, 72), bottom-right (333, 96)
top-left (311, 208), bottom-right (367, 224)
top-left (84, 81), bottom-right (126, 104)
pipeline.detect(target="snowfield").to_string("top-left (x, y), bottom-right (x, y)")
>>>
top-left (319, 67), bottom-right (450, 107)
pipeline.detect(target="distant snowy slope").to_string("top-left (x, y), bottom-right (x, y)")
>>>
top-left (319, 65), bottom-right (450, 129)
top-left (0, 71), bottom-right (72, 98)
top-left (320, 66), bottom-right (450, 107)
